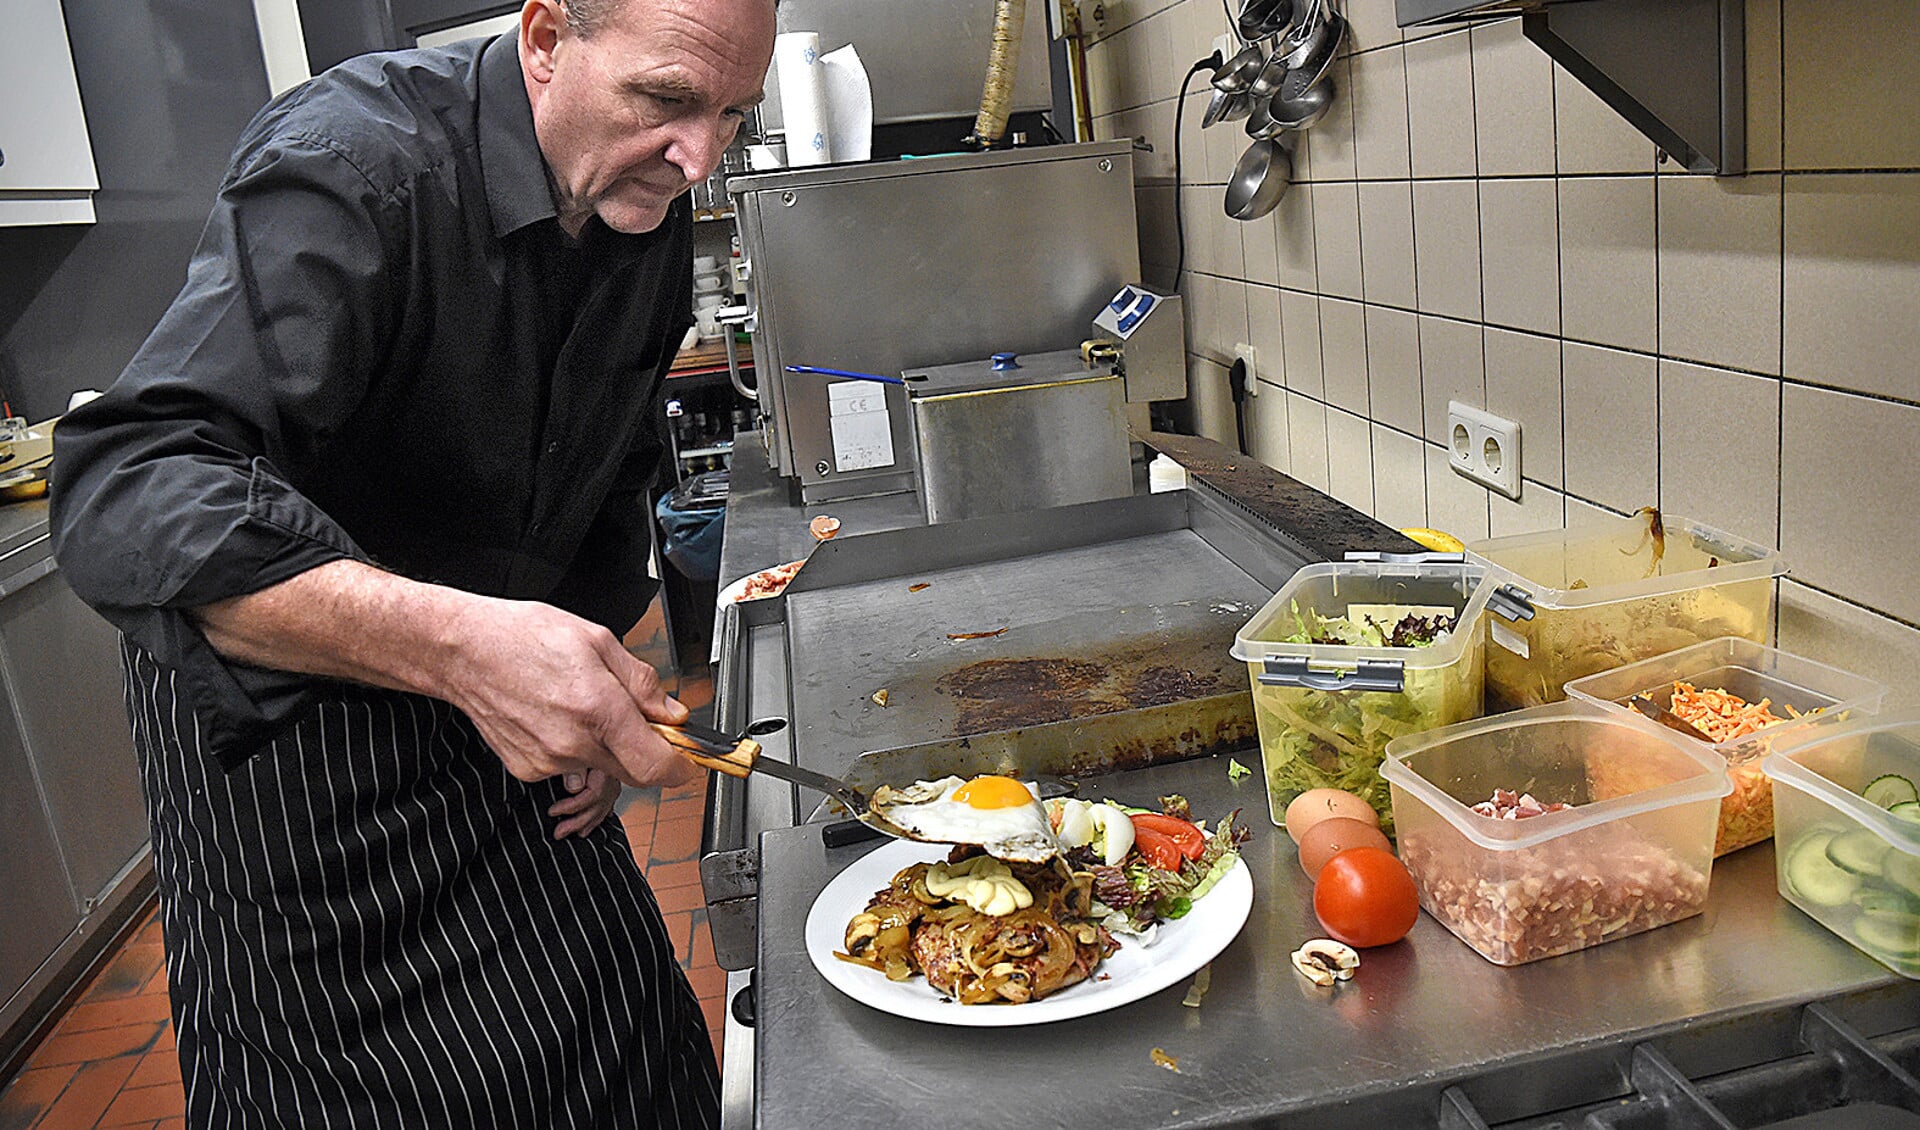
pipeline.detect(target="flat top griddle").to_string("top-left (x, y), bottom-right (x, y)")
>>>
top-left (783, 528), bottom-right (1269, 782)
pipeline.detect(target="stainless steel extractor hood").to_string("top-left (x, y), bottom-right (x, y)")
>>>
top-left (1397, 0), bottom-right (1745, 176)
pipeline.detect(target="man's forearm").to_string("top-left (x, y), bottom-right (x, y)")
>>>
top-left (191, 558), bottom-right (484, 702)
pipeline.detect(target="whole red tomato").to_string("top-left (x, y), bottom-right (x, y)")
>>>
top-left (1313, 846), bottom-right (1419, 948)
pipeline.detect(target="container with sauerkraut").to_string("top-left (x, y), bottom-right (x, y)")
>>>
top-left (1232, 559), bottom-right (1502, 834)
top-left (1565, 638), bottom-right (1887, 856)
top-left (1466, 510), bottom-right (1788, 714)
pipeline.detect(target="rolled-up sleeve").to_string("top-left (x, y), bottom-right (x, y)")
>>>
top-left (51, 134), bottom-right (398, 761)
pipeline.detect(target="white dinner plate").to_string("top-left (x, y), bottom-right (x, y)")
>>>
top-left (804, 839), bottom-right (1253, 1027)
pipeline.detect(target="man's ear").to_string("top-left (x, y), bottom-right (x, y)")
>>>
top-left (520, 0), bottom-right (566, 84)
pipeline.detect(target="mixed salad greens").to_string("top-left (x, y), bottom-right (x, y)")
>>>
top-left (1257, 601), bottom-right (1479, 835)
top-left (1046, 794), bottom-right (1248, 942)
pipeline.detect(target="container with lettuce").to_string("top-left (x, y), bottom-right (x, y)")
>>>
top-left (1232, 561), bottom-right (1494, 834)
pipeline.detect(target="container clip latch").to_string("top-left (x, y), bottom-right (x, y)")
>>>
top-left (1260, 658), bottom-right (1406, 693)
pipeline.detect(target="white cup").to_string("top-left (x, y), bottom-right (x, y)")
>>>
top-left (694, 293), bottom-right (726, 309)
top-left (695, 309), bottom-right (723, 340)
top-left (693, 255), bottom-right (720, 272)
top-left (693, 273), bottom-right (726, 293)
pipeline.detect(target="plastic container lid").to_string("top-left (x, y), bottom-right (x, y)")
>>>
top-left (1466, 511), bottom-right (1787, 614)
top-left (1231, 556), bottom-right (1496, 689)
top-left (1382, 700), bottom-right (1732, 852)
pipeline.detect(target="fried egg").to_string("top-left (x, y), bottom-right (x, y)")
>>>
top-left (867, 775), bottom-right (1059, 862)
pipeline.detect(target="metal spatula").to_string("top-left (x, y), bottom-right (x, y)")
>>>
top-left (652, 719), bottom-right (913, 839)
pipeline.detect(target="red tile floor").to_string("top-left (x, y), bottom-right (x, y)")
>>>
top-left (0, 598), bottom-right (722, 1129)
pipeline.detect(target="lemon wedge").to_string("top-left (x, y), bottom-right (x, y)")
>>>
top-left (1400, 527), bottom-right (1464, 554)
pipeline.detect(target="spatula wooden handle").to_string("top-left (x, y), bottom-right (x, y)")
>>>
top-left (651, 722), bottom-right (760, 778)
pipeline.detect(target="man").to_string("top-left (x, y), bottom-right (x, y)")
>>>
top-left (50, 0), bottom-right (776, 1123)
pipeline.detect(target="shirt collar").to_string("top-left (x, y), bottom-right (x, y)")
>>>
top-left (477, 32), bottom-right (557, 238)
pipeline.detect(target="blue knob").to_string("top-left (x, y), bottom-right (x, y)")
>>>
top-left (990, 352), bottom-right (1019, 370)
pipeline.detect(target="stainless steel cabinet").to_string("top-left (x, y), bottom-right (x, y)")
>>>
top-left (0, 571), bottom-right (148, 910)
top-left (0, 696), bottom-right (79, 1012)
top-left (0, 0), bottom-right (101, 225)
top-left (0, 506), bottom-right (151, 1057)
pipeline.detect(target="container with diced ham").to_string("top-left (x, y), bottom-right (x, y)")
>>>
top-left (1381, 701), bottom-right (1730, 966)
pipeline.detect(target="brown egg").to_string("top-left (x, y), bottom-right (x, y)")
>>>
top-left (1284, 788), bottom-right (1380, 845)
top-left (1297, 817), bottom-right (1394, 880)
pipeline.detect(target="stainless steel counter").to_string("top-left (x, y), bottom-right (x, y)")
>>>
top-left (751, 754), bottom-right (1913, 1129)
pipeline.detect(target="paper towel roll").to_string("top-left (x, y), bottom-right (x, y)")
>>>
top-left (819, 44), bottom-right (872, 164)
top-left (773, 32), bottom-right (832, 166)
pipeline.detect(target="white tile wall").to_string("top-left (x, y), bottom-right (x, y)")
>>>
top-left (1658, 173), bottom-right (1783, 376)
top-left (1657, 359), bottom-right (1781, 547)
top-left (1371, 424), bottom-right (1428, 529)
top-left (1781, 174), bottom-right (1920, 404)
top-left (1349, 46), bottom-right (1412, 181)
top-left (1561, 342), bottom-right (1656, 513)
top-left (1325, 407), bottom-right (1375, 514)
top-left (1559, 176), bottom-right (1657, 353)
top-left (1404, 30), bottom-right (1477, 180)
top-left (1357, 180), bottom-right (1417, 309)
top-left (1469, 19), bottom-right (1554, 178)
top-left (1280, 291), bottom-right (1325, 397)
top-left (1483, 327), bottom-right (1561, 488)
top-left (1365, 304), bottom-right (1423, 435)
top-left (1319, 297), bottom-right (1370, 416)
top-left (1416, 315), bottom-right (1484, 442)
top-left (1413, 179), bottom-right (1482, 320)
top-left (1479, 178), bottom-right (1560, 335)
top-left (1090, 0), bottom-right (1920, 678)
top-left (1780, 385), bottom-right (1920, 626)
top-left (1311, 181), bottom-right (1364, 300)
top-left (1286, 393), bottom-right (1331, 491)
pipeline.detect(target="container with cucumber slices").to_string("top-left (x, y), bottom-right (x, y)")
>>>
top-left (1765, 714), bottom-right (1920, 978)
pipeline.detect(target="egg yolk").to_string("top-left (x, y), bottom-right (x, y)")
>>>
top-left (951, 775), bottom-right (1033, 809)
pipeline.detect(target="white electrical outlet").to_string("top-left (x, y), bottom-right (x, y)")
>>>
top-left (1234, 343), bottom-right (1258, 394)
top-left (1447, 401), bottom-right (1522, 500)
top-left (1213, 33), bottom-right (1234, 63)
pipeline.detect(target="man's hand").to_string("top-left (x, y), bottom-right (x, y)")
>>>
top-left (549, 769), bottom-right (622, 838)
top-left (439, 596), bottom-right (700, 788)
top-left (192, 559), bottom-right (703, 789)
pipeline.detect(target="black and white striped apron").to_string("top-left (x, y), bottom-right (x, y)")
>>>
top-left (124, 642), bottom-right (719, 1129)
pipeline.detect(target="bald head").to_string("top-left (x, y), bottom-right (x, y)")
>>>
top-left (521, 0), bottom-right (776, 235)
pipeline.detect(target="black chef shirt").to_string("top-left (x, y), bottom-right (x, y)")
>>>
top-left (50, 33), bottom-right (694, 767)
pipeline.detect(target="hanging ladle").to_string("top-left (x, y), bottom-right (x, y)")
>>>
top-left (1211, 41), bottom-right (1267, 94)
top-left (1224, 137), bottom-right (1294, 221)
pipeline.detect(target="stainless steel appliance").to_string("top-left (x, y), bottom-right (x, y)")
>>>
top-left (759, 0), bottom-right (1053, 129)
top-left (728, 140), bottom-right (1142, 503)
top-left (905, 348), bottom-right (1130, 525)
top-left (1087, 284), bottom-right (1187, 403)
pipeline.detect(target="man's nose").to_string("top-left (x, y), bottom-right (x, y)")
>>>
top-left (666, 117), bottom-right (733, 185)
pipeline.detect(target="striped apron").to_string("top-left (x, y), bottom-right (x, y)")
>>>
top-left (124, 642), bottom-right (719, 1129)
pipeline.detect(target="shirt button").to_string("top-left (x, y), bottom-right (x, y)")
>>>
top-left (546, 441), bottom-right (560, 455)
top-left (530, 521), bottom-right (544, 535)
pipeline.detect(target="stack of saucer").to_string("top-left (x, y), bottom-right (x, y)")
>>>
top-left (693, 255), bottom-right (728, 339)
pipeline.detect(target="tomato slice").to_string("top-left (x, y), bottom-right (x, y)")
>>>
top-left (1131, 812), bottom-right (1208, 861)
top-left (1130, 826), bottom-right (1187, 872)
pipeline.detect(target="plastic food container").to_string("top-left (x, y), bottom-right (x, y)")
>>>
top-left (1231, 557), bottom-right (1500, 833)
top-left (1565, 638), bottom-right (1887, 857)
top-left (1765, 714), bottom-right (1920, 978)
top-left (1382, 701), bottom-right (1730, 966)
top-left (1466, 512), bottom-right (1788, 714)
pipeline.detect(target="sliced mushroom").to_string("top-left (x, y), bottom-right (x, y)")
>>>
top-left (845, 912), bottom-right (883, 956)
top-left (1290, 938), bottom-right (1360, 987)
top-left (1299, 938), bottom-right (1360, 980)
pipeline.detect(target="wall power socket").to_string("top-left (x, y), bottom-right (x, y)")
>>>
top-left (1447, 401), bottom-right (1522, 500)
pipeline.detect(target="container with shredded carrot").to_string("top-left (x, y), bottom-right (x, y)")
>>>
top-left (1667, 681), bottom-right (1800, 856)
